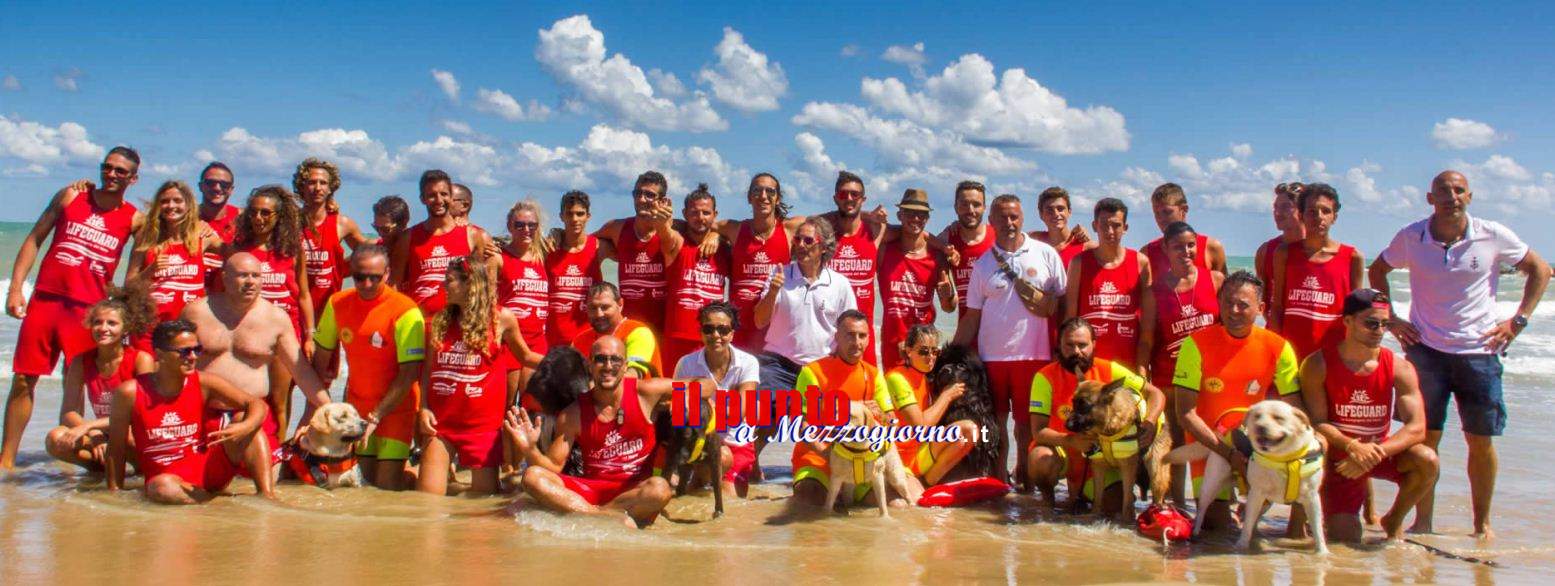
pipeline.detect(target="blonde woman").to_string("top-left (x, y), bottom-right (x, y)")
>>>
top-left (418, 253), bottom-right (544, 495)
top-left (497, 199), bottom-right (553, 404)
top-left (127, 180), bottom-right (223, 350)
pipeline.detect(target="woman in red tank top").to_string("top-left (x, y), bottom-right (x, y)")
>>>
top-left (1068, 247), bottom-right (1146, 370)
top-left (419, 253), bottom-right (545, 495)
top-left (545, 198), bottom-right (605, 349)
top-left (498, 201), bottom-right (551, 399)
top-left (227, 187), bottom-right (311, 343)
top-left (1139, 223), bottom-right (1223, 389)
top-left (1270, 184), bottom-right (1365, 359)
top-left (128, 181), bottom-right (221, 345)
top-left (47, 288), bottom-right (155, 471)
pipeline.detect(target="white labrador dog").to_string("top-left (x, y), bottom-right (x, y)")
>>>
top-left (1167, 400), bottom-right (1328, 554)
top-left (281, 402), bottom-right (369, 488)
top-left (823, 402), bottom-right (920, 517)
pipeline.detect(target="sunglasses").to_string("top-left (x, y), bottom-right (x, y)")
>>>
top-left (749, 186), bottom-right (778, 199)
top-left (632, 189), bottom-right (664, 201)
top-left (202, 179), bottom-right (233, 190)
top-left (164, 344), bottom-right (204, 359)
top-left (510, 220), bottom-right (539, 231)
top-left (835, 189), bottom-right (864, 201)
top-left (352, 272), bottom-right (386, 284)
top-left (251, 208), bottom-right (276, 218)
top-left (593, 355), bottom-right (626, 366)
top-left (795, 235), bottom-right (818, 246)
top-left (100, 163), bottom-right (133, 177)
top-left (1359, 318), bottom-right (1388, 332)
top-left (700, 324), bottom-right (734, 336)
top-left (912, 346), bottom-right (941, 358)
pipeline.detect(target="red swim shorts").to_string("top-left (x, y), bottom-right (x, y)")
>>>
top-left (984, 359), bottom-right (1046, 419)
top-left (1321, 451), bottom-right (1404, 516)
top-left (13, 292), bottom-right (93, 377)
top-left (560, 474), bottom-right (643, 506)
top-left (723, 441), bottom-right (756, 486)
top-left (438, 427), bottom-right (503, 469)
top-left (143, 447), bottom-right (239, 493)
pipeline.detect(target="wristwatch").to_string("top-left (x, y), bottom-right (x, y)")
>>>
top-left (1511, 314), bottom-right (1529, 330)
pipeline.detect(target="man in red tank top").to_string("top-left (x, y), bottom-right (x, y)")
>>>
top-left (822, 171), bottom-right (885, 365)
top-left (1271, 183), bottom-right (1366, 359)
top-left (708, 173), bottom-right (807, 353)
top-left (546, 191), bottom-right (606, 348)
top-left (594, 171), bottom-right (673, 335)
top-left (105, 320), bottom-right (276, 503)
top-left (1143, 183), bottom-right (1228, 278)
top-left (295, 158), bottom-right (370, 326)
top-left (940, 181), bottom-right (996, 318)
top-left (1255, 183), bottom-right (1306, 312)
top-left (877, 189), bottom-right (957, 371)
top-left (1065, 198), bottom-right (1149, 371)
top-left (654, 185), bottom-right (731, 370)
top-left (391, 169), bottom-right (497, 315)
top-left (1300, 289), bottom-right (1438, 542)
top-left (3, 147), bottom-right (147, 471)
top-left (511, 336), bottom-right (696, 528)
top-left (197, 162), bottom-right (241, 290)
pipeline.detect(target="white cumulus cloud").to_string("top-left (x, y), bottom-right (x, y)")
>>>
top-left (204, 127), bottom-right (401, 182)
top-left (860, 53), bottom-right (1129, 154)
top-left (697, 27), bottom-right (788, 113)
top-left (0, 114), bottom-right (103, 174)
top-left (1431, 118), bottom-right (1500, 150)
top-left (646, 69), bottom-right (687, 99)
top-left (792, 101), bottom-right (1034, 176)
top-left (881, 42), bottom-right (926, 78)
top-left (535, 14), bottom-right (727, 132)
top-left (430, 69), bottom-right (460, 102)
top-left (473, 88), bottom-right (553, 122)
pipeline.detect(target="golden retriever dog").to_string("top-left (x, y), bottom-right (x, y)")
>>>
top-left (280, 402), bottom-right (369, 488)
top-left (1063, 378), bottom-right (1172, 522)
top-left (1167, 400), bottom-right (1328, 554)
top-left (823, 402), bottom-right (921, 517)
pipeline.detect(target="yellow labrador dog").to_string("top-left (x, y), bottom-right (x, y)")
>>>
top-left (1167, 400), bottom-right (1328, 553)
top-left (281, 402), bottom-right (369, 488)
top-left (823, 402), bottom-right (921, 517)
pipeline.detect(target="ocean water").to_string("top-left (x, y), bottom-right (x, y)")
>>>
top-left (2, 221), bottom-right (1553, 583)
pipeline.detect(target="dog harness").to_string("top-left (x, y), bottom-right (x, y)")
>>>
top-left (686, 413), bottom-right (718, 464)
top-left (831, 442), bottom-right (888, 486)
top-left (1232, 430), bottom-right (1324, 504)
top-left (281, 443), bottom-right (358, 487)
top-left (1087, 395), bottom-right (1160, 467)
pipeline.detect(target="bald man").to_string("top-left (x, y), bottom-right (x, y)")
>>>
top-left (1370, 170), bottom-right (1550, 538)
top-left (181, 252), bottom-right (331, 470)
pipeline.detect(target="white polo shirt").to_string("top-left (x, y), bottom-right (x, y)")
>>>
top-left (966, 235), bottom-right (1067, 362)
top-left (759, 263), bottom-right (858, 364)
top-left (675, 346), bottom-right (762, 445)
top-left (1380, 214), bottom-right (1529, 355)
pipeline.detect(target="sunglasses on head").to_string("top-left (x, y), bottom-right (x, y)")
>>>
top-left (700, 324), bottom-right (734, 336)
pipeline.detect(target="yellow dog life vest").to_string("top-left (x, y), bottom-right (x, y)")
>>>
top-left (831, 442), bottom-right (887, 486)
top-left (1249, 438), bottom-right (1324, 504)
top-left (1088, 395), bottom-right (1162, 467)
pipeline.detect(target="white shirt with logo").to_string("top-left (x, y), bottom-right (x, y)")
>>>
top-left (1380, 214), bottom-right (1529, 355)
top-left (966, 236), bottom-right (1067, 362)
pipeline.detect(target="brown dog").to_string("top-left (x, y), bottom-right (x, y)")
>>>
top-left (1064, 378), bottom-right (1171, 522)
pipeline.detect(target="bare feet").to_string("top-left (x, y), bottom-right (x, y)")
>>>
top-left (1473, 525), bottom-right (1495, 541)
top-left (1407, 521), bottom-right (1434, 535)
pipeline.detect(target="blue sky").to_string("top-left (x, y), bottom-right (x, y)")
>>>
top-left (4, 1), bottom-right (1554, 255)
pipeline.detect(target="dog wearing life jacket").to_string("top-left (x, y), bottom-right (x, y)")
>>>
top-left (653, 394), bottom-right (725, 518)
top-left (823, 401), bottom-right (920, 518)
top-left (280, 402), bottom-right (368, 488)
top-left (1167, 400), bottom-right (1328, 554)
top-left (929, 344), bottom-right (1002, 480)
top-left (1064, 377), bottom-right (1172, 523)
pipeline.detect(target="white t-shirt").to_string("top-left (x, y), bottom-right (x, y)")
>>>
top-left (758, 263), bottom-right (858, 364)
top-left (1380, 214), bottom-right (1529, 355)
top-left (966, 235), bottom-right (1067, 362)
top-left (674, 346), bottom-right (761, 445)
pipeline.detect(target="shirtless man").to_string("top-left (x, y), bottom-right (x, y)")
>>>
top-left (510, 336), bottom-right (696, 528)
top-left (180, 253), bottom-right (330, 469)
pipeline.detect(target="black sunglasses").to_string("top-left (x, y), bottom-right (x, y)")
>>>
top-left (352, 272), bottom-right (386, 284)
top-left (700, 324), bottom-right (734, 336)
top-left (593, 355), bottom-right (626, 366)
top-left (163, 344), bottom-right (203, 358)
top-left (202, 179), bottom-right (233, 190)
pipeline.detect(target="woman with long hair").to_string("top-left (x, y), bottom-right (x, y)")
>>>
top-left (44, 284), bottom-right (157, 471)
top-left (418, 253), bottom-right (544, 496)
top-left (127, 180), bottom-right (222, 349)
top-left (225, 185), bottom-right (313, 429)
top-left (497, 199), bottom-right (552, 405)
top-left (885, 324), bottom-right (981, 490)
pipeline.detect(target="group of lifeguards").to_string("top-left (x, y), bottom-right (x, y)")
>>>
top-left (2, 147), bottom-right (1546, 538)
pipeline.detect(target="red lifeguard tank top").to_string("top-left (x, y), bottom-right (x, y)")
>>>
top-left (1143, 234), bottom-right (1210, 283)
top-left (1256, 236), bottom-right (1284, 310)
top-left (829, 222), bottom-right (878, 320)
top-left (238, 245), bottom-right (302, 333)
top-left (577, 386), bottom-right (656, 482)
top-left (35, 191), bottom-right (137, 303)
top-left (403, 223), bottom-right (471, 314)
top-left (1322, 345), bottom-right (1395, 442)
top-left (130, 371), bottom-right (205, 477)
top-left (665, 235), bottom-right (730, 342)
top-left (615, 218), bottom-right (667, 333)
top-left (1278, 244), bottom-right (1357, 358)
top-left (1075, 248), bottom-right (1143, 368)
top-left (80, 346), bottom-right (143, 420)
top-left (144, 242), bottom-right (207, 323)
top-left (877, 246), bottom-right (939, 370)
top-left (545, 235), bottom-right (603, 348)
top-left (1031, 231), bottom-right (1087, 267)
top-left (203, 205), bottom-right (241, 289)
top-left (1149, 269), bottom-right (1219, 384)
top-left (302, 211), bottom-right (346, 315)
top-left (498, 248), bottom-right (550, 353)
top-left (947, 224), bottom-right (995, 317)
top-left (426, 323), bottom-right (507, 433)
top-left (731, 221), bottom-right (790, 351)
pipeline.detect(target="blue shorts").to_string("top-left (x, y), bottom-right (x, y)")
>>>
top-left (1405, 344), bottom-right (1505, 436)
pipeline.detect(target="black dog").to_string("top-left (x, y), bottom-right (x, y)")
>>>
top-left (653, 395), bottom-right (725, 519)
top-left (929, 344), bottom-right (1003, 480)
top-left (523, 346), bottom-right (591, 477)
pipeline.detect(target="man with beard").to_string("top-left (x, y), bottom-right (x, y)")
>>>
top-left (1027, 317), bottom-right (1165, 517)
top-left (391, 170), bottom-right (498, 315)
top-left (509, 336), bottom-right (693, 528)
top-left (197, 161), bottom-right (241, 289)
top-left (571, 282), bottom-right (662, 378)
top-left (940, 181), bottom-right (995, 317)
top-left (295, 158), bottom-right (370, 327)
top-left (789, 310), bottom-right (896, 507)
top-left (181, 253), bottom-right (332, 467)
top-left (3, 147), bottom-right (147, 471)
top-left (876, 189), bottom-right (957, 371)
top-left (705, 173), bottom-right (808, 353)
top-left (594, 171), bottom-right (674, 334)
top-left (822, 171), bottom-right (886, 365)
top-left (654, 184), bottom-right (731, 369)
